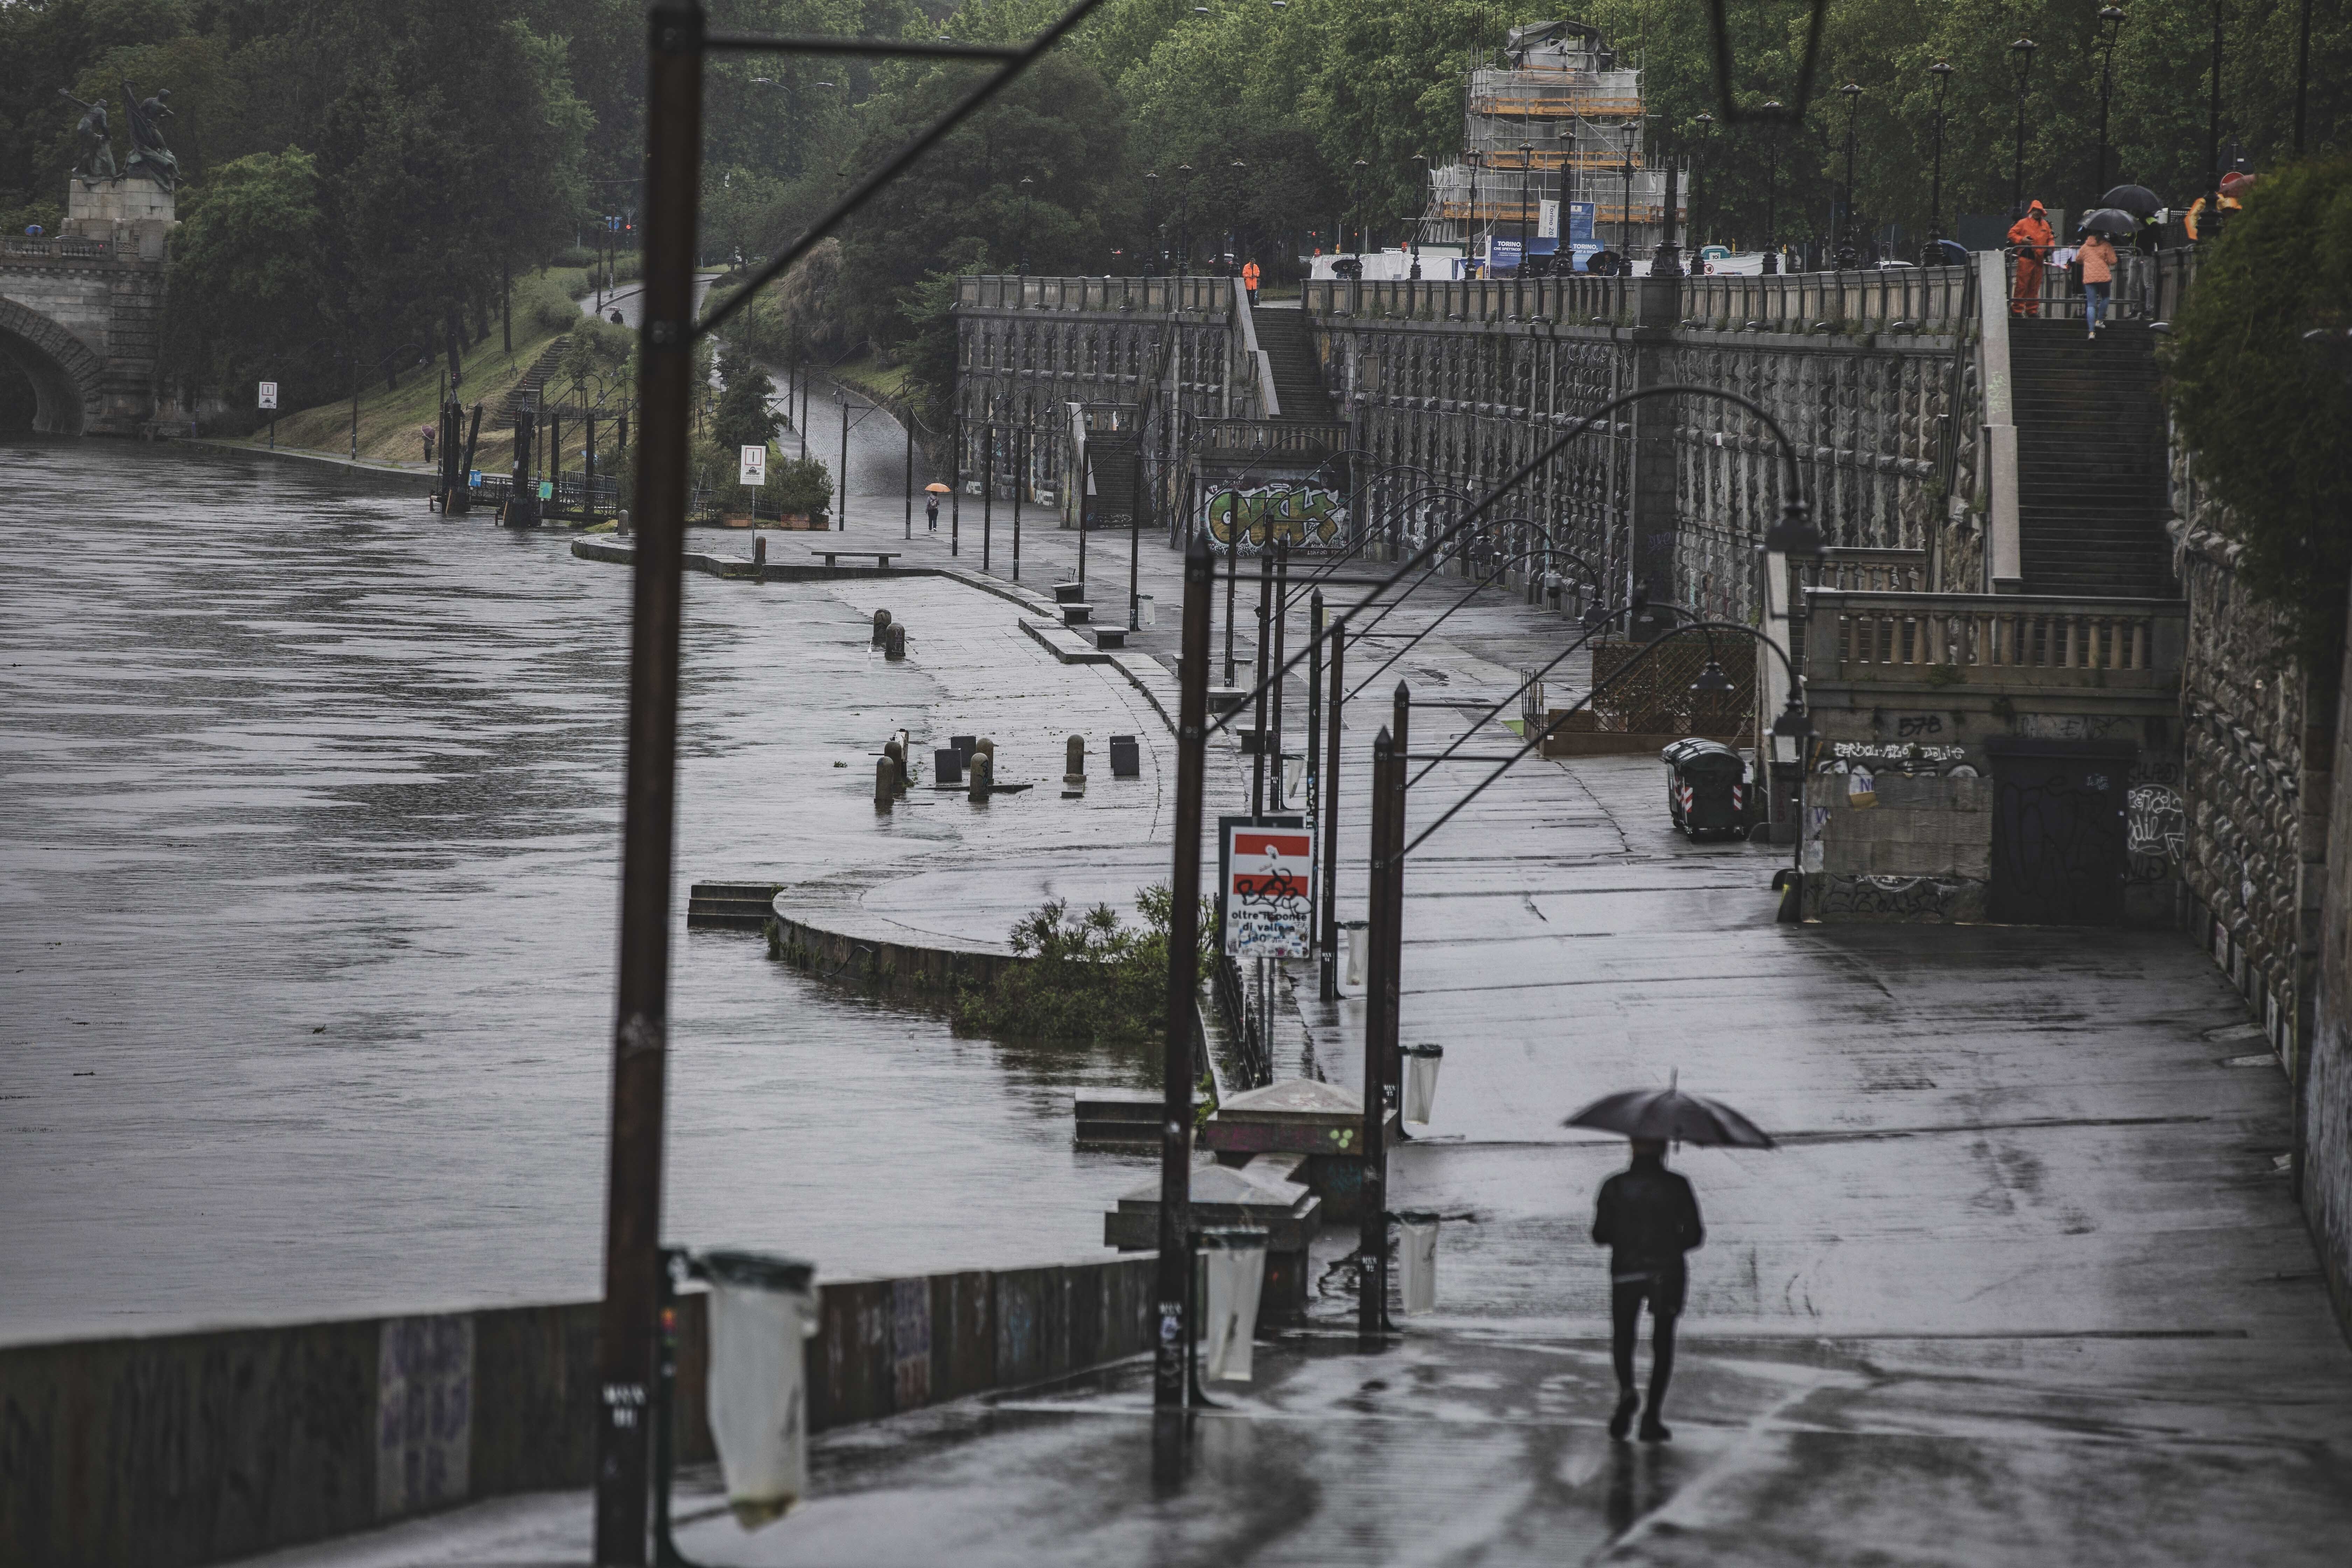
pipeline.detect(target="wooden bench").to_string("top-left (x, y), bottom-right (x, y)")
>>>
top-left (808, 548), bottom-right (901, 569)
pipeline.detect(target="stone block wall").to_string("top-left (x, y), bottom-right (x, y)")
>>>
top-left (0, 1254), bottom-right (1158, 1568)
top-left (2309, 639), bottom-right (2352, 1343)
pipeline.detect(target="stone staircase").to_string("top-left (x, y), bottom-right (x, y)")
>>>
top-left (1252, 305), bottom-right (1334, 422)
top-left (500, 335), bottom-right (572, 417)
top-left (685, 880), bottom-right (781, 931)
top-left (2008, 318), bottom-right (2174, 598)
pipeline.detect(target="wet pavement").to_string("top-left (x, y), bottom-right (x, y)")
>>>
top-left (210, 448), bottom-right (2352, 1562)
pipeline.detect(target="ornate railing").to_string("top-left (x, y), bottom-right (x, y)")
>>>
top-left (1682, 264), bottom-right (1973, 332)
top-left (1, 234), bottom-right (119, 261)
top-left (1805, 589), bottom-right (2185, 689)
top-left (1190, 418), bottom-right (1347, 456)
top-left (1301, 274), bottom-right (1632, 324)
top-left (954, 274), bottom-right (1228, 313)
top-left (1818, 548), bottom-right (1930, 592)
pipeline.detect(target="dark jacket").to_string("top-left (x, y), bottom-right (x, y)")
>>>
top-left (1592, 1158), bottom-right (1703, 1277)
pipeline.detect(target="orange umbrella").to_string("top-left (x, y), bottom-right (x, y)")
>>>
top-left (924, 482), bottom-right (952, 494)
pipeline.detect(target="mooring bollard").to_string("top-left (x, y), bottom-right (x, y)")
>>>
top-left (874, 755), bottom-right (895, 811)
top-left (1063, 734), bottom-right (1086, 796)
top-left (872, 608), bottom-right (892, 646)
top-left (966, 747), bottom-right (993, 801)
top-left (754, 535), bottom-right (766, 567)
top-left (884, 624), bottom-right (907, 660)
top-left (883, 738), bottom-right (908, 794)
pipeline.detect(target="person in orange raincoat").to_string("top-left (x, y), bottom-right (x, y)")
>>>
top-left (2007, 200), bottom-right (2055, 317)
top-left (1241, 258), bottom-right (1261, 303)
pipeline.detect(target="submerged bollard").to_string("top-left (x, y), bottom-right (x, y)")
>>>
top-left (1064, 735), bottom-right (1086, 790)
top-left (874, 755), bottom-right (895, 811)
top-left (872, 608), bottom-right (892, 646)
top-left (883, 738), bottom-right (908, 794)
top-left (754, 535), bottom-right (766, 567)
top-left (884, 624), bottom-right (907, 660)
top-left (966, 747), bottom-right (994, 801)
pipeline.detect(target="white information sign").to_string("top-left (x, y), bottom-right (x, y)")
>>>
top-left (1537, 200), bottom-right (1560, 240)
top-left (1223, 823), bottom-right (1315, 957)
top-left (738, 444), bottom-right (767, 486)
top-left (257, 381), bottom-right (279, 410)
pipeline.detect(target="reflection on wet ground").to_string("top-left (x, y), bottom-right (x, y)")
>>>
top-left (0, 436), bottom-right (1153, 1340)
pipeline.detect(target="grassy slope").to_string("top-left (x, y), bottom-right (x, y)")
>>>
top-left (228, 268), bottom-right (593, 469)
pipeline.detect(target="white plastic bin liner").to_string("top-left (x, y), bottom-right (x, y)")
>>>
top-left (702, 1251), bottom-right (818, 1527)
top-left (1402, 1044), bottom-right (1444, 1125)
top-left (1344, 921), bottom-right (1369, 987)
top-left (1200, 1230), bottom-right (1268, 1382)
top-left (1398, 1214), bottom-right (1439, 1315)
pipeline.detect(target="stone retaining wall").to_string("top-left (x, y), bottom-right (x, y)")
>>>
top-left (0, 1255), bottom-right (1156, 1568)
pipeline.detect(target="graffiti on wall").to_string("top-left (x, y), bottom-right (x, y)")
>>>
top-left (377, 1314), bottom-right (473, 1519)
top-left (2126, 783), bottom-right (2187, 883)
top-left (1203, 485), bottom-right (1346, 549)
top-left (1812, 873), bottom-right (1987, 923)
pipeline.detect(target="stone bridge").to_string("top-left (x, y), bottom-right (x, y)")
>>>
top-left (0, 178), bottom-right (174, 436)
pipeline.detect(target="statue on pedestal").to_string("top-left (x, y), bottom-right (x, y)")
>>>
top-left (121, 83), bottom-right (178, 191)
top-left (58, 90), bottom-right (116, 186)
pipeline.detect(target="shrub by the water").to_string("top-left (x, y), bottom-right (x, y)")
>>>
top-left (954, 886), bottom-right (1213, 1046)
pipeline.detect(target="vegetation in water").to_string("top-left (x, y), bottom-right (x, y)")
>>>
top-left (954, 884), bottom-right (1216, 1046)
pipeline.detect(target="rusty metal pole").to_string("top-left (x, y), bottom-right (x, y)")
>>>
top-left (1159, 534), bottom-right (1213, 1406)
top-left (594, 6), bottom-right (701, 1562)
top-left (1358, 721), bottom-right (1394, 1343)
top-left (1319, 613), bottom-right (1344, 1001)
top-left (1251, 550), bottom-right (1271, 816)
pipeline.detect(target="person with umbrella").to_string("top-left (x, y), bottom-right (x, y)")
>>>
top-left (1569, 1078), bottom-right (1773, 1442)
top-left (2076, 222), bottom-right (2121, 337)
top-left (924, 481), bottom-right (951, 533)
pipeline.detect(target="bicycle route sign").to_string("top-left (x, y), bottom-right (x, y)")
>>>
top-left (1222, 821), bottom-right (1314, 958)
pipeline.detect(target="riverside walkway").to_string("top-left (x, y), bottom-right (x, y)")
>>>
top-left (231, 512), bottom-right (2352, 1566)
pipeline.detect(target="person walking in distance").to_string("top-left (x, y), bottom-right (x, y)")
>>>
top-left (420, 421), bottom-right (436, 466)
top-left (2007, 200), bottom-right (2056, 318)
top-left (925, 496), bottom-right (939, 533)
top-left (2078, 227), bottom-right (2118, 338)
top-left (1592, 1137), bottom-right (1703, 1441)
top-left (1242, 257), bottom-right (1261, 304)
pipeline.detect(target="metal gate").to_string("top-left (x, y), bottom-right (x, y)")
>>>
top-left (1988, 741), bottom-right (2131, 925)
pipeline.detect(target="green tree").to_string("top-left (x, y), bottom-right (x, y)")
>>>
top-left (710, 346), bottom-right (783, 452)
top-left (160, 148), bottom-right (332, 405)
top-left (2164, 157), bottom-right (2352, 669)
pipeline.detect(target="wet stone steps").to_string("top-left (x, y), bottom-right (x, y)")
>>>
top-left (687, 881), bottom-right (782, 931)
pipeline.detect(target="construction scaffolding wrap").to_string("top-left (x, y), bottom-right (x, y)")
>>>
top-left (1419, 19), bottom-right (1682, 271)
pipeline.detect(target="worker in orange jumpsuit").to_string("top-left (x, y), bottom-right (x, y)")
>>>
top-left (2007, 200), bottom-right (2055, 317)
top-left (1242, 258), bottom-right (1261, 304)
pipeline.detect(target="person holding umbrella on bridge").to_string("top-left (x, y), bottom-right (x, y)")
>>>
top-left (1571, 1076), bottom-right (1774, 1442)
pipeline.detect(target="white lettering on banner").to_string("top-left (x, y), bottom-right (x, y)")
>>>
top-left (739, 444), bottom-right (767, 486)
top-left (1832, 742), bottom-right (1967, 763)
top-left (1225, 825), bottom-right (1314, 957)
top-left (1538, 200), bottom-right (1560, 240)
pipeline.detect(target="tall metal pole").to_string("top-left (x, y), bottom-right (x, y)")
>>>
top-left (1306, 588), bottom-right (1323, 846)
top-left (595, 5), bottom-right (702, 1561)
top-left (1269, 543), bottom-right (1288, 805)
top-left (1223, 527), bottom-right (1239, 684)
top-left (2293, 0), bottom-right (2314, 158)
top-left (2093, 9), bottom-right (2127, 203)
top-left (1012, 425), bottom-right (1024, 581)
top-left (1761, 102), bottom-right (1783, 273)
top-left (2010, 38), bottom-right (2037, 218)
top-left (1078, 448), bottom-right (1090, 590)
top-left (982, 424), bottom-right (993, 571)
top-left (1158, 536), bottom-right (1214, 1408)
top-left (838, 400), bottom-right (849, 532)
top-left (1358, 720), bottom-right (1394, 1344)
top-left (1836, 83), bottom-right (1861, 268)
top-left (950, 412), bottom-right (961, 556)
top-left (2202, 2), bottom-right (2225, 242)
top-left (1319, 614), bottom-right (1344, 1002)
top-left (904, 418), bottom-right (914, 540)
top-left (1251, 551), bottom-right (1271, 816)
top-left (1924, 64), bottom-right (1953, 265)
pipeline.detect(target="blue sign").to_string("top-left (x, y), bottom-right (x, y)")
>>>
top-left (1489, 238), bottom-right (1522, 271)
top-left (1570, 243), bottom-right (1603, 272)
top-left (468, 469), bottom-right (481, 486)
top-left (607, 215), bottom-right (621, 231)
top-left (1567, 202), bottom-right (1596, 244)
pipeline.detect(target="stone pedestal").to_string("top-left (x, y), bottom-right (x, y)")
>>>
top-left (66, 175), bottom-right (176, 261)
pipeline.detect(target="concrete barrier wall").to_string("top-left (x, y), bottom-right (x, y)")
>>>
top-left (0, 1254), bottom-right (1156, 1568)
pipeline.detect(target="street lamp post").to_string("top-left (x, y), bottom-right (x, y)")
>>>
top-left (1175, 163), bottom-right (1193, 276)
top-left (1352, 156), bottom-right (1370, 256)
top-left (1143, 170), bottom-right (1160, 274)
top-left (1517, 141), bottom-right (1532, 278)
top-left (2008, 37), bottom-right (2037, 218)
top-left (1617, 122), bottom-right (1635, 263)
top-left (2093, 8), bottom-right (2127, 202)
top-left (1761, 101), bottom-right (1784, 273)
top-left (1923, 62), bottom-right (1954, 266)
top-left (1835, 83), bottom-right (1862, 268)
top-left (2200, 0), bottom-right (2225, 243)
top-left (1017, 174), bottom-right (1035, 275)
top-left (1693, 112), bottom-right (1715, 253)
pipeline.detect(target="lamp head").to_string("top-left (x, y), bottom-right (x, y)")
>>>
top-left (2099, 6), bottom-right (2126, 22)
top-left (1764, 498), bottom-right (1824, 557)
top-left (1771, 697), bottom-right (1812, 739)
top-left (1929, 60), bottom-right (1953, 78)
top-left (1691, 661), bottom-right (1735, 695)
top-left (1840, 82), bottom-right (1862, 100)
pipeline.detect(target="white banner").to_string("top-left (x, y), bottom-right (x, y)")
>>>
top-left (738, 444), bottom-right (767, 486)
top-left (1224, 823), bottom-right (1314, 957)
top-left (1537, 200), bottom-right (1560, 240)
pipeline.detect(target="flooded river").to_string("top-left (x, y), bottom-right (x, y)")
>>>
top-left (0, 435), bottom-right (1146, 1343)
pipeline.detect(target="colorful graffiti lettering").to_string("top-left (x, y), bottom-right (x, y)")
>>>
top-left (1203, 486), bottom-right (1346, 549)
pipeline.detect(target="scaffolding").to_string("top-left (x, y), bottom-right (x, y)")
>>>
top-left (1419, 20), bottom-right (1681, 267)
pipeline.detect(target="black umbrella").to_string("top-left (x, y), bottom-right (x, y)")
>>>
top-left (2078, 208), bottom-right (2140, 237)
top-left (2102, 183), bottom-right (2163, 218)
top-left (1563, 1076), bottom-right (1775, 1148)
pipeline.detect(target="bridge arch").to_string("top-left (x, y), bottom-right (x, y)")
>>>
top-left (0, 296), bottom-right (103, 435)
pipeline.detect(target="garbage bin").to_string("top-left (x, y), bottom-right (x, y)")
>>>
top-left (933, 747), bottom-right (964, 786)
top-left (1198, 1226), bottom-right (1269, 1382)
top-left (700, 1250), bottom-right (818, 1527)
top-left (1660, 737), bottom-right (1749, 840)
top-left (1396, 1212), bottom-right (1440, 1315)
top-left (1401, 1043), bottom-right (1444, 1125)
top-left (1343, 920), bottom-right (1370, 987)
